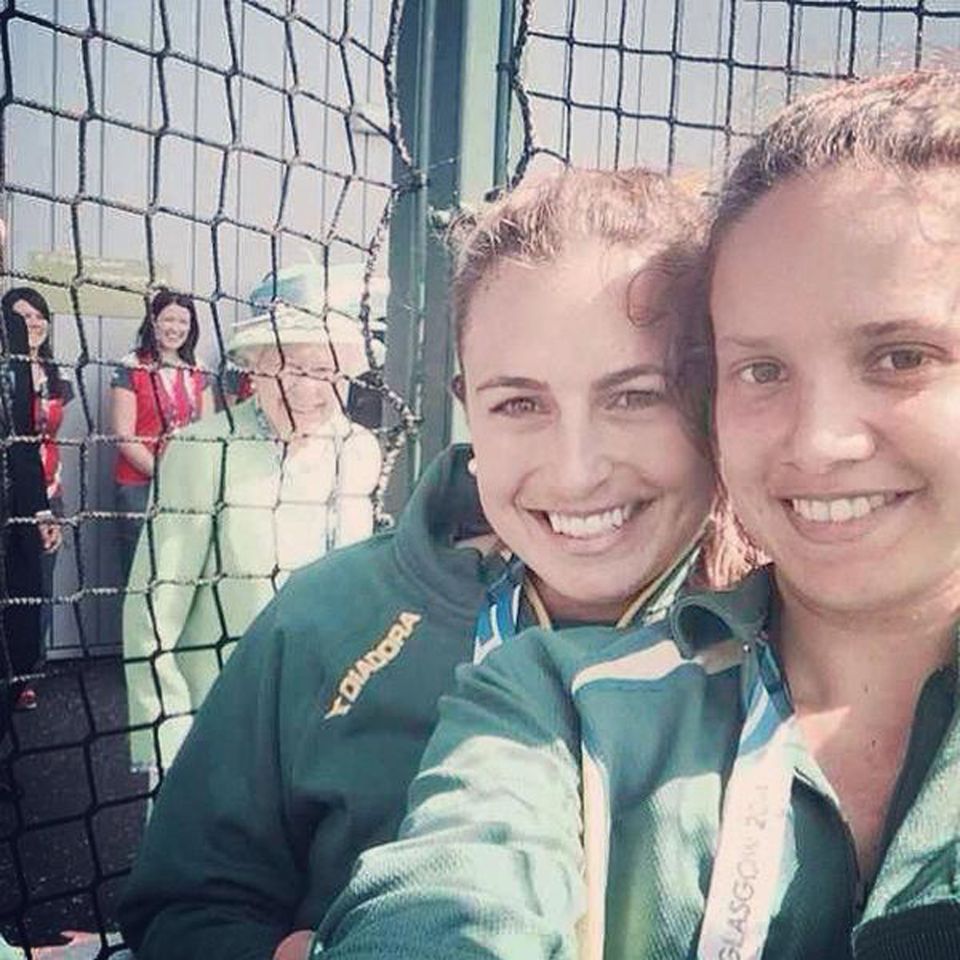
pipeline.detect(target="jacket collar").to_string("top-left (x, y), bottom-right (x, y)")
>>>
top-left (394, 445), bottom-right (501, 618)
top-left (669, 566), bottom-right (774, 658)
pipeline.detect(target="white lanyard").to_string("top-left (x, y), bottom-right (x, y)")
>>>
top-left (697, 640), bottom-right (797, 960)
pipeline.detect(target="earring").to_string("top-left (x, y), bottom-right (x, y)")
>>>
top-left (467, 455), bottom-right (478, 477)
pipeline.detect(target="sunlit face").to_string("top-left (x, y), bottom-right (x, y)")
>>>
top-left (152, 303), bottom-right (192, 355)
top-left (712, 167), bottom-right (960, 616)
top-left (461, 242), bottom-right (714, 623)
top-left (250, 342), bottom-right (342, 437)
top-left (12, 299), bottom-right (50, 352)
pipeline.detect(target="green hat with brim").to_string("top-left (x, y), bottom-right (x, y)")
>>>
top-left (228, 262), bottom-right (387, 377)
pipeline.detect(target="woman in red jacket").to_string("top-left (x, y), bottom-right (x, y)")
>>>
top-left (110, 288), bottom-right (210, 581)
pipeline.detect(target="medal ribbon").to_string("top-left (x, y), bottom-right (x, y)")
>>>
top-left (472, 554), bottom-right (527, 664)
top-left (153, 365), bottom-right (201, 432)
top-left (471, 539), bottom-right (703, 666)
top-left (697, 639), bottom-right (797, 960)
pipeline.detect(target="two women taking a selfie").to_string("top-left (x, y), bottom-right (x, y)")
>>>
top-left (316, 69), bottom-right (960, 960)
top-left (123, 69), bottom-right (960, 960)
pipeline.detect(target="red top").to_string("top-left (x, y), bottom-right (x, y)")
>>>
top-left (32, 375), bottom-right (74, 500)
top-left (111, 351), bottom-right (207, 486)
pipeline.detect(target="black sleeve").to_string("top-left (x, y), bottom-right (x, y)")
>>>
top-left (5, 359), bottom-right (49, 518)
top-left (9, 440), bottom-right (49, 517)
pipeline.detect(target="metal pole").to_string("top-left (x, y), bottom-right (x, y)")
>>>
top-left (405, 0), bottom-right (438, 490)
top-left (386, 0), bottom-right (502, 506)
top-left (493, 0), bottom-right (516, 189)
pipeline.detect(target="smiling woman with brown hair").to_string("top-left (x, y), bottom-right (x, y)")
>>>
top-left (0, 282), bottom-right (56, 794)
top-left (110, 288), bottom-right (211, 580)
top-left (2, 286), bottom-right (74, 664)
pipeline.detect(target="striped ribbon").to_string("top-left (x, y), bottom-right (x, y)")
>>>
top-left (472, 554), bottom-right (527, 665)
top-left (697, 639), bottom-right (797, 960)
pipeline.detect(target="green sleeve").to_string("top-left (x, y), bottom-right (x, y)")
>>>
top-left (122, 432), bottom-right (217, 770)
top-left (316, 631), bottom-right (586, 960)
top-left (120, 597), bottom-right (307, 960)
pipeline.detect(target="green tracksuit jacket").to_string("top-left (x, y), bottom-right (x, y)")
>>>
top-left (119, 444), bottom-right (691, 960)
top-left (119, 444), bottom-right (495, 960)
top-left (316, 568), bottom-right (960, 960)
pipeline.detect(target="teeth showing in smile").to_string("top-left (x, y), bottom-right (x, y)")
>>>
top-left (547, 503), bottom-right (635, 539)
top-left (789, 493), bottom-right (897, 524)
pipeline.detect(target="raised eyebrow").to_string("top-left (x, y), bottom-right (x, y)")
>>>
top-left (474, 375), bottom-right (546, 392)
top-left (594, 364), bottom-right (665, 391)
top-left (852, 318), bottom-right (951, 340)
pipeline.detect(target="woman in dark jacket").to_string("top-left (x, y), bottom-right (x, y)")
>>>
top-left (1, 299), bottom-right (54, 745)
top-left (2, 287), bottom-right (72, 652)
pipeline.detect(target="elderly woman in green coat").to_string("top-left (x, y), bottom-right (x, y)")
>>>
top-left (123, 266), bottom-right (383, 777)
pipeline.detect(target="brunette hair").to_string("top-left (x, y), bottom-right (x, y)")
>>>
top-left (713, 69), bottom-right (960, 246)
top-left (702, 69), bottom-right (960, 437)
top-left (693, 70), bottom-right (960, 587)
top-left (135, 287), bottom-right (200, 365)
top-left (448, 168), bottom-right (762, 588)
top-left (448, 167), bottom-right (711, 443)
top-left (0, 286), bottom-right (69, 399)
top-left (0, 296), bottom-right (31, 444)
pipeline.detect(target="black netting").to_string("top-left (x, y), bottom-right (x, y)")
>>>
top-left (503, 0), bottom-right (959, 185)
top-left (1, 0), bottom-right (957, 956)
top-left (1, 1), bottom-right (413, 955)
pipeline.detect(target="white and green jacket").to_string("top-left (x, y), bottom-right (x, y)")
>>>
top-left (317, 568), bottom-right (960, 960)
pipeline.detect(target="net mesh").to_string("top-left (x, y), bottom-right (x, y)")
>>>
top-left (505, 0), bottom-right (960, 184)
top-left (1, 1), bottom-right (412, 954)
top-left (1, 0), bottom-right (957, 955)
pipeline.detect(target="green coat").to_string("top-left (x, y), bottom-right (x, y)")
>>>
top-left (316, 569), bottom-right (960, 960)
top-left (119, 445), bottom-right (695, 960)
top-left (123, 398), bottom-right (380, 771)
top-left (120, 446), bottom-right (509, 960)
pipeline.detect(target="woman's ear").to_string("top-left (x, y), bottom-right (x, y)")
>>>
top-left (450, 373), bottom-right (466, 403)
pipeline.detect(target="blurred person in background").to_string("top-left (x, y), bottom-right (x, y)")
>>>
top-left (218, 264), bottom-right (387, 424)
top-left (1, 287), bottom-right (73, 651)
top-left (122, 262), bottom-right (382, 781)
top-left (1, 272), bottom-right (62, 801)
top-left (110, 288), bottom-right (212, 581)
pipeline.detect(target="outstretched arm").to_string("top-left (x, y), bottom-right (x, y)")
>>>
top-left (316, 632), bottom-right (587, 960)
